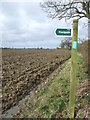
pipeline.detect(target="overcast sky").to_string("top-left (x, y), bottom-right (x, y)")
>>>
top-left (0, 0), bottom-right (88, 48)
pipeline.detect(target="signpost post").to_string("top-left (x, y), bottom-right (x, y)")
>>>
top-left (55, 21), bottom-right (78, 118)
top-left (69, 19), bottom-right (78, 118)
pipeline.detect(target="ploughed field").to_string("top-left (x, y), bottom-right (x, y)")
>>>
top-left (2, 49), bottom-right (71, 113)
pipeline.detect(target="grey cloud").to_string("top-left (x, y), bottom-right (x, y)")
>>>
top-left (1, 2), bottom-right (88, 48)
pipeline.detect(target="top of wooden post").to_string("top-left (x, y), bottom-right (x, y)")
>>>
top-left (73, 19), bottom-right (78, 23)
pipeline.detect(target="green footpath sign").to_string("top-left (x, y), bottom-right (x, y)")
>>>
top-left (55, 28), bottom-right (72, 37)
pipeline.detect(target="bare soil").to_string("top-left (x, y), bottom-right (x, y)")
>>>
top-left (2, 49), bottom-right (71, 113)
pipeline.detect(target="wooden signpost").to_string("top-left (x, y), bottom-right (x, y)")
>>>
top-left (55, 19), bottom-right (78, 118)
top-left (69, 19), bottom-right (78, 118)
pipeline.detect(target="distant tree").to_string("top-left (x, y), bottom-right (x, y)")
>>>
top-left (60, 37), bottom-right (72, 49)
top-left (40, 47), bottom-right (43, 49)
top-left (78, 38), bottom-right (87, 44)
top-left (56, 47), bottom-right (60, 49)
top-left (40, 0), bottom-right (90, 20)
top-left (60, 41), bottom-right (65, 48)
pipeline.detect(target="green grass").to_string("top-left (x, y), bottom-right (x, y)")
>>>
top-left (76, 53), bottom-right (88, 84)
top-left (18, 52), bottom-right (88, 118)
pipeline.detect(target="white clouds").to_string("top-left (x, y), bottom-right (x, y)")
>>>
top-left (1, 0), bottom-right (43, 3)
top-left (1, 2), bottom-right (88, 48)
top-left (0, 12), bottom-right (6, 30)
top-left (0, 13), bottom-right (6, 22)
top-left (19, 8), bottom-right (27, 18)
